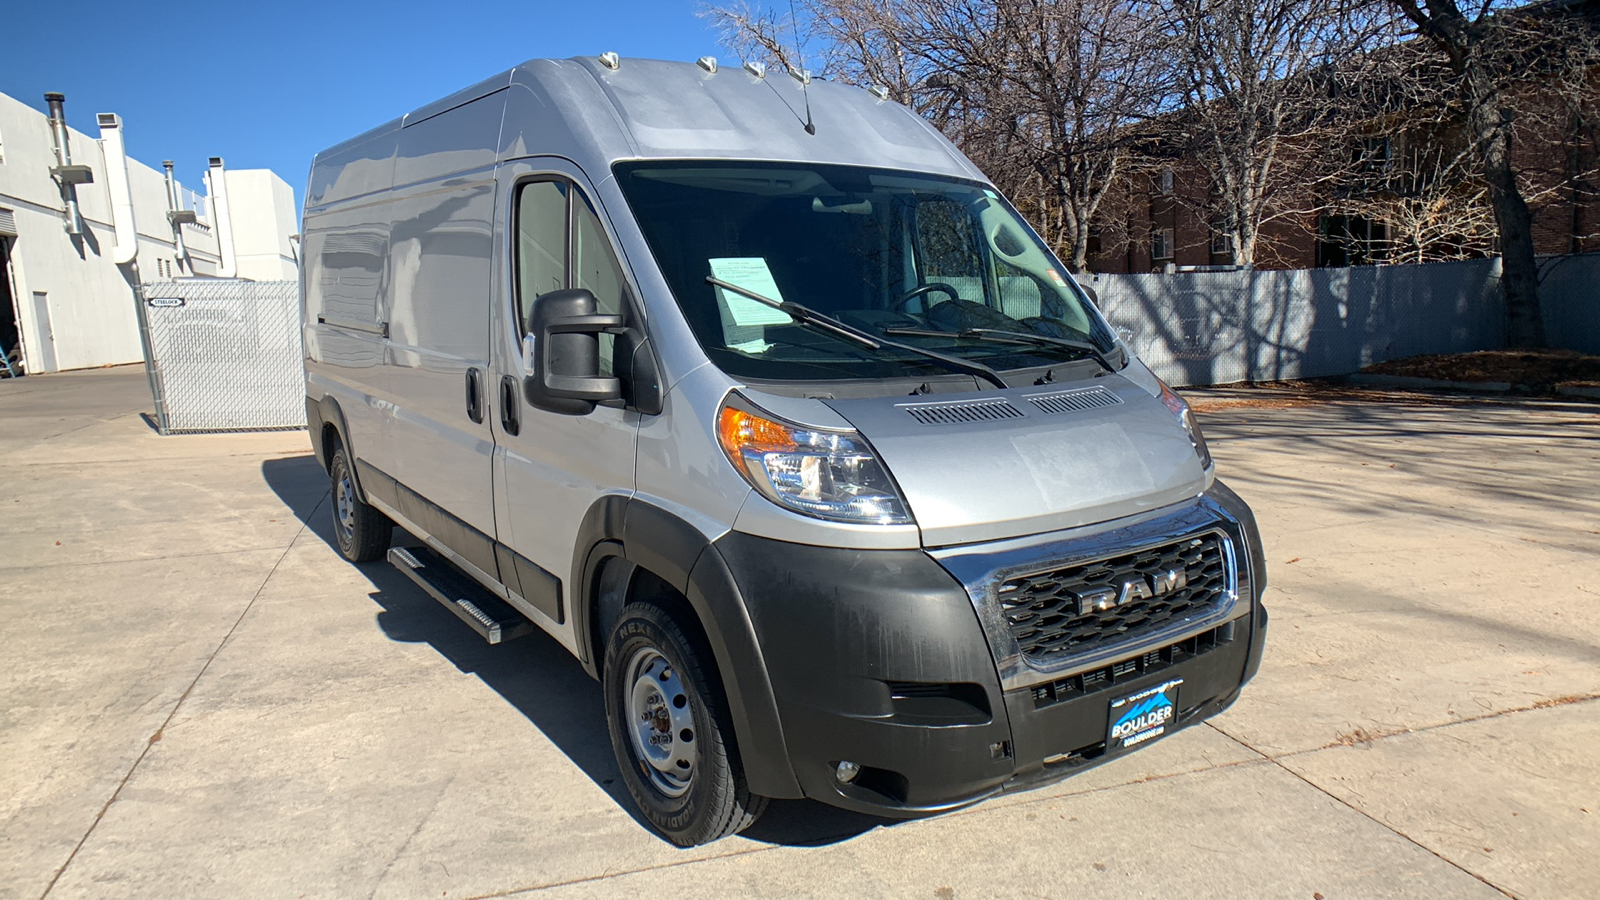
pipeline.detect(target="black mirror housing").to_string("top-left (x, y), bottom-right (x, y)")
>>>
top-left (524, 288), bottom-right (625, 415)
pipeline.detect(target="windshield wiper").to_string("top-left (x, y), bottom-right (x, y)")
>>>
top-left (706, 277), bottom-right (1009, 389)
top-left (882, 326), bottom-right (1119, 375)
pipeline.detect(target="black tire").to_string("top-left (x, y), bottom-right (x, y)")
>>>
top-left (329, 444), bottom-right (392, 562)
top-left (604, 601), bottom-right (766, 846)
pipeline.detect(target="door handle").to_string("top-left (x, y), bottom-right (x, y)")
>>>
top-left (465, 368), bottom-right (484, 424)
top-left (500, 375), bottom-right (521, 437)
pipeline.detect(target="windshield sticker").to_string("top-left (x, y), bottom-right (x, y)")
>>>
top-left (1046, 268), bottom-right (1069, 289)
top-left (708, 258), bottom-right (794, 329)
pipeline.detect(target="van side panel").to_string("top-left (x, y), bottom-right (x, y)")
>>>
top-left (384, 92), bottom-right (508, 573)
top-left (302, 126), bottom-right (399, 478)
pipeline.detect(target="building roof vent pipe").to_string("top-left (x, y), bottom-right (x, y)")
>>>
top-left (206, 157), bottom-right (236, 278)
top-left (44, 92), bottom-right (92, 236)
top-left (96, 113), bottom-right (138, 265)
top-left (162, 160), bottom-right (194, 272)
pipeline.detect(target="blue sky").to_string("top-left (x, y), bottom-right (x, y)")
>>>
top-left (1, 0), bottom-right (732, 213)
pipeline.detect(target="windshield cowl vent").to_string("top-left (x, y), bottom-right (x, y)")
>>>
top-left (900, 398), bottom-right (1024, 425)
top-left (1025, 387), bottom-right (1122, 416)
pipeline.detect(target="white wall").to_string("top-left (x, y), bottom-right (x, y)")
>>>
top-left (0, 90), bottom-right (298, 373)
top-left (222, 169), bottom-right (298, 281)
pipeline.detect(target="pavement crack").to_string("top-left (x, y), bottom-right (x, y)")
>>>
top-left (1203, 722), bottom-right (1519, 899)
top-left (36, 491), bottom-right (328, 900)
top-left (1223, 692), bottom-right (1600, 761)
top-left (0, 545), bottom-right (301, 573)
top-left (457, 844), bottom-right (776, 899)
top-left (369, 774), bottom-right (456, 900)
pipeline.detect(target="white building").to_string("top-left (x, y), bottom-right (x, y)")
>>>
top-left (0, 90), bottom-right (298, 374)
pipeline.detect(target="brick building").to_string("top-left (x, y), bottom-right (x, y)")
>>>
top-left (1085, 8), bottom-right (1599, 274)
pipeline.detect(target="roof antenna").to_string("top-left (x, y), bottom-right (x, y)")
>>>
top-left (789, 0), bottom-right (815, 135)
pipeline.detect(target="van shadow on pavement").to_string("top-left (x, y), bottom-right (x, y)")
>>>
top-left (262, 454), bottom-right (890, 847)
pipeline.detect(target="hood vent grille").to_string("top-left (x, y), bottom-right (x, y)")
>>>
top-left (1025, 387), bottom-right (1121, 416)
top-left (901, 398), bottom-right (1024, 425)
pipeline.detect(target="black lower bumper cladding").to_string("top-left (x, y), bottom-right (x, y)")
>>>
top-left (710, 504), bottom-right (1267, 817)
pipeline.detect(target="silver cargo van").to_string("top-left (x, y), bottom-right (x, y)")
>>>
top-left (302, 55), bottom-right (1267, 846)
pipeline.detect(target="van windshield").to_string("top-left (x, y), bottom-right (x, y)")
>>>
top-left (614, 161), bottom-right (1116, 382)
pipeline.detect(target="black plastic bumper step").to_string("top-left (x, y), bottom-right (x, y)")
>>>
top-left (388, 545), bottom-right (534, 644)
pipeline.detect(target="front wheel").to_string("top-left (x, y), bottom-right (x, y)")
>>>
top-left (604, 601), bottom-right (766, 845)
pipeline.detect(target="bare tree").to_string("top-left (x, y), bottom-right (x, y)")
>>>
top-left (1383, 0), bottom-right (1600, 347)
top-left (701, 0), bottom-right (1170, 272)
top-left (1326, 141), bottom-right (1499, 263)
top-left (1158, 0), bottom-right (1390, 269)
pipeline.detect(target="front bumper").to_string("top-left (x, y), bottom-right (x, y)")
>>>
top-left (710, 482), bottom-right (1268, 816)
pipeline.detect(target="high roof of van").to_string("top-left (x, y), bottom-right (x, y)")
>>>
top-left (306, 55), bottom-right (985, 211)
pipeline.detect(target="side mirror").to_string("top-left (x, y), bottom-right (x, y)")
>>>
top-left (524, 288), bottom-right (624, 415)
top-left (1079, 283), bottom-right (1100, 306)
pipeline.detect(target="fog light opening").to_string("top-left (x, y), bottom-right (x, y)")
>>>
top-left (834, 760), bottom-right (861, 784)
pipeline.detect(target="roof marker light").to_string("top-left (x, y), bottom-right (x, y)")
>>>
top-left (868, 85), bottom-right (890, 102)
top-left (788, 66), bottom-right (812, 85)
top-left (743, 60), bottom-right (766, 79)
top-left (697, 56), bottom-right (718, 74)
top-left (599, 51), bottom-right (620, 70)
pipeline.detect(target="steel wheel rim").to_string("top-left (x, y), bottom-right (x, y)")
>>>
top-left (335, 470), bottom-right (356, 541)
top-left (623, 646), bottom-right (696, 798)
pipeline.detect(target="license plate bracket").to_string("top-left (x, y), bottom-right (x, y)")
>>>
top-left (1106, 679), bottom-right (1183, 755)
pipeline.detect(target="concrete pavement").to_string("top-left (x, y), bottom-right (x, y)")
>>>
top-left (1, 367), bottom-right (1595, 899)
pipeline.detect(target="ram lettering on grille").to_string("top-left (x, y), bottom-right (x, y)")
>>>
top-left (998, 535), bottom-right (1228, 662)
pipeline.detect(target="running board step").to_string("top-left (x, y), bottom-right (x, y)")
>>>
top-left (387, 546), bottom-right (534, 645)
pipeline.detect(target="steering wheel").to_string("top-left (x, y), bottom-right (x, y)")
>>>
top-left (895, 282), bottom-right (961, 314)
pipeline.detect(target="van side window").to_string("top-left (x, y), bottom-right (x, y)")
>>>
top-left (515, 179), bottom-right (625, 376)
top-left (516, 180), bottom-right (567, 331)
top-left (573, 194), bottom-right (625, 316)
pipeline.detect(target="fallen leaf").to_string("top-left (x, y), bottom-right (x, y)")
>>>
top-left (1286, 557), bottom-right (1301, 564)
top-left (54, 541), bottom-right (61, 546)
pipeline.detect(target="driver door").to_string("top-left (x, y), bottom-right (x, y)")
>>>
top-left (489, 159), bottom-right (644, 651)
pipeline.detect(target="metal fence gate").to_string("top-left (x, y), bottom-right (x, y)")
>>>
top-left (139, 279), bottom-right (305, 434)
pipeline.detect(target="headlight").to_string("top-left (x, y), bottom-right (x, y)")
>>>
top-left (1157, 378), bottom-right (1213, 470)
top-left (716, 398), bottom-right (913, 525)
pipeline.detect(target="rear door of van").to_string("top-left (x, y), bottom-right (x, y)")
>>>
top-left (302, 128), bottom-right (400, 483)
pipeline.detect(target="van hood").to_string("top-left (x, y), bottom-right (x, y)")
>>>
top-left (823, 375), bottom-right (1210, 547)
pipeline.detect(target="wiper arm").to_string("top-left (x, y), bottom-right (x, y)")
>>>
top-left (706, 277), bottom-right (1009, 389)
top-left (708, 277), bottom-right (882, 349)
top-left (883, 326), bottom-right (1119, 375)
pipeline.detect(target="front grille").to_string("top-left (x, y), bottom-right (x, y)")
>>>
top-left (1030, 623), bottom-right (1234, 709)
top-left (999, 533), bottom-right (1229, 663)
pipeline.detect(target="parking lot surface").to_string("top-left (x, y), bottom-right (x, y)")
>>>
top-left (2, 367), bottom-right (1596, 899)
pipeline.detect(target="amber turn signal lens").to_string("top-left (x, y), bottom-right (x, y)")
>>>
top-left (718, 407), bottom-right (799, 459)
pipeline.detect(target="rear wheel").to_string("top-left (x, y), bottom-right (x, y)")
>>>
top-left (604, 601), bottom-right (766, 845)
top-left (329, 444), bottom-right (392, 562)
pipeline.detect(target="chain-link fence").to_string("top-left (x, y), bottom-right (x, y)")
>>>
top-left (140, 280), bottom-right (304, 434)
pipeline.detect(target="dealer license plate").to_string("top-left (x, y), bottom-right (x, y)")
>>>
top-left (1106, 679), bottom-right (1183, 754)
